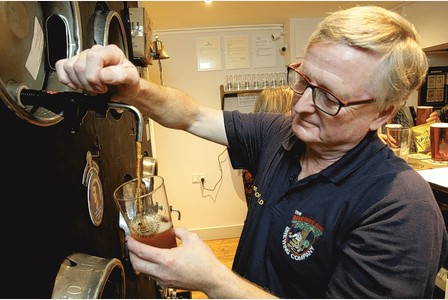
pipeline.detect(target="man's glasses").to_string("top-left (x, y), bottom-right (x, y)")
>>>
top-left (287, 64), bottom-right (375, 116)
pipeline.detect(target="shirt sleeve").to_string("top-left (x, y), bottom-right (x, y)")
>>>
top-left (326, 170), bottom-right (447, 298)
top-left (223, 110), bottom-right (289, 173)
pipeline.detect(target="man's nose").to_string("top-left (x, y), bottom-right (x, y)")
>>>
top-left (293, 88), bottom-right (315, 114)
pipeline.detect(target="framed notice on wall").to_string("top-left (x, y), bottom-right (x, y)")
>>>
top-left (224, 35), bottom-right (250, 70)
top-left (419, 66), bottom-right (448, 107)
top-left (196, 36), bottom-right (222, 71)
top-left (252, 34), bottom-right (276, 68)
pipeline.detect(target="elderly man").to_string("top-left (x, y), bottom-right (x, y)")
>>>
top-left (56, 6), bottom-right (447, 298)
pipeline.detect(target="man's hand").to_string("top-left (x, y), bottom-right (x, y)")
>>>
top-left (126, 227), bottom-right (225, 294)
top-left (55, 44), bottom-right (140, 101)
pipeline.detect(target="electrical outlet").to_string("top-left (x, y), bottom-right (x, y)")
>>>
top-left (191, 174), bottom-right (205, 183)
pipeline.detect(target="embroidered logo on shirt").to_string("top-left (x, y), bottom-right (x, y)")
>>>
top-left (282, 210), bottom-right (324, 260)
top-left (253, 185), bottom-right (264, 205)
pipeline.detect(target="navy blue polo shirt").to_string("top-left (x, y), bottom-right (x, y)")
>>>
top-left (224, 110), bottom-right (448, 298)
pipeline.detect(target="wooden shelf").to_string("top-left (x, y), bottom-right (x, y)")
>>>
top-left (220, 85), bottom-right (263, 110)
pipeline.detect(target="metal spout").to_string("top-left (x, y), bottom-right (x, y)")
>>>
top-left (108, 102), bottom-right (143, 142)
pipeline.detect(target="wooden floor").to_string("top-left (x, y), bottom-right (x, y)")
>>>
top-left (189, 237), bottom-right (239, 299)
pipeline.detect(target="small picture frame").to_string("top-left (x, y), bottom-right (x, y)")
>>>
top-left (419, 66), bottom-right (448, 107)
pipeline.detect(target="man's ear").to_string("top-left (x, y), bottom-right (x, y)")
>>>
top-left (370, 106), bottom-right (395, 131)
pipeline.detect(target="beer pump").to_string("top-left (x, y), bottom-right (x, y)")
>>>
top-left (18, 88), bottom-right (144, 137)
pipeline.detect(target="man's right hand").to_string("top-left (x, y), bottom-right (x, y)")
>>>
top-left (426, 111), bottom-right (440, 123)
top-left (55, 44), bottom-right (140, 102)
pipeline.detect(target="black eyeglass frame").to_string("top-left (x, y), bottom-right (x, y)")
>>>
top-left (287, 64), bottom-right (376, 116)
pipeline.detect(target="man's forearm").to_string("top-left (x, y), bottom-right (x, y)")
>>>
top-left (122, 78), bottom-right (199, 131)
top-left (203, 264), bottom-right (278, 299)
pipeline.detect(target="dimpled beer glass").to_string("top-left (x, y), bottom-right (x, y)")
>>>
top-left (114, 175), bottom-right (177, 249)
top-left (386, 124), bottom-right (411, 162)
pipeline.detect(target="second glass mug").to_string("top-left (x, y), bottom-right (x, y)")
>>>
top-left (113, 175), bottom-right (177, 249)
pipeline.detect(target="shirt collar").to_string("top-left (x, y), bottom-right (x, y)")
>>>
top-left (282, 131), bottom-right (384, 183)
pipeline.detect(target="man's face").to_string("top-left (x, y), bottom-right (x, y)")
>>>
top-left (291, 43), bottom-right (384, 155)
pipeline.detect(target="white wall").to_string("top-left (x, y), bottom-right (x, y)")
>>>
top-left (147, 26), bottom-right (287, 240)
top-left (398, 2), bottom-right (448, 50)
top-left (286, 17), bottom-right (323, 63)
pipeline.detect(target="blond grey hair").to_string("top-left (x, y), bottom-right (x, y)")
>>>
top-left (306, 5), bottom-right (428, 114)
top-left (254, 86), bottom-right (293, 115)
